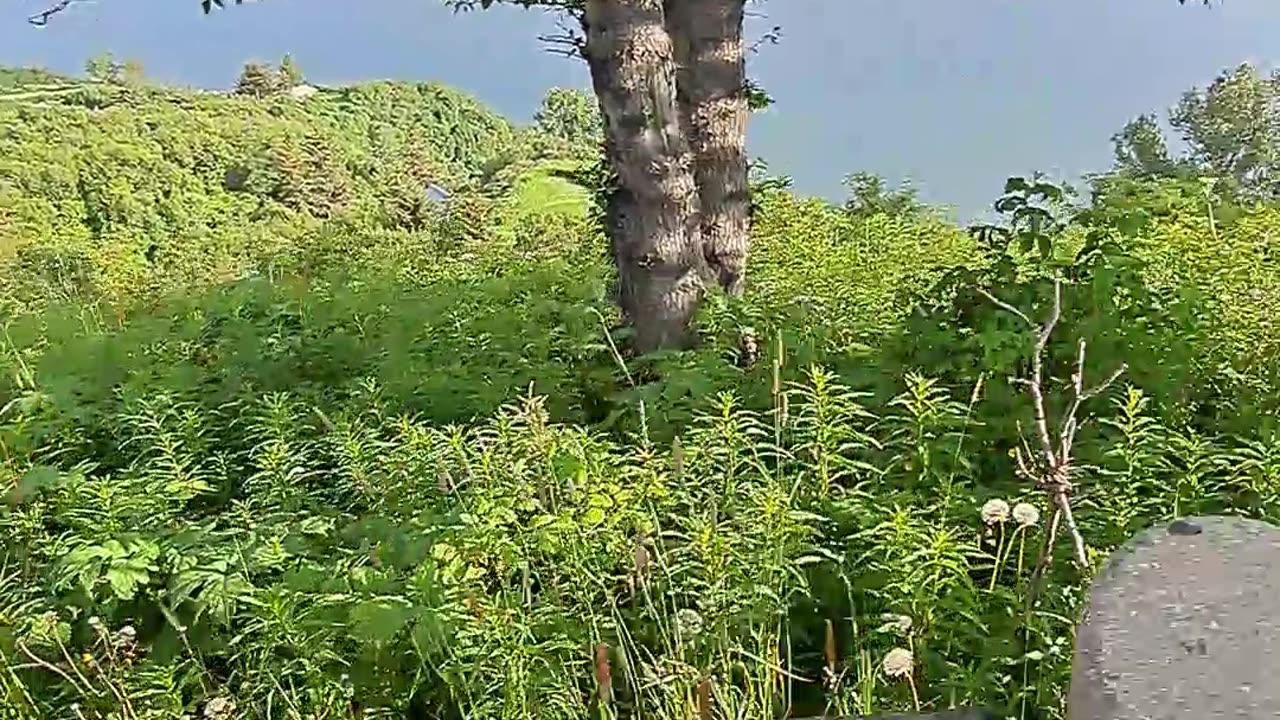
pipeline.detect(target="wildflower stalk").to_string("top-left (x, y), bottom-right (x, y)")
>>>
top-left (594, 643), bottom-right (612, 718)
top-left (881, 647), bottom-right (918, 713)
top-left (987, 521), bottom-right (1005, 591)
top-left (697, 675), bottom-right (713, 720)
top-left (994, 525), bottom-right (1019, 581)
top-left (1017, 528), bottom-right (1028, 578)
top-left (981, 499), bottom-right (1010, 590)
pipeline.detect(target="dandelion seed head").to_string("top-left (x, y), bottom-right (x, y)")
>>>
top-left (882, 647), bottom-right (914, 678)
top-left (1013, 502), bottom-right (1040, 528)
top-left (981, 498), bottom-right (1010, 525)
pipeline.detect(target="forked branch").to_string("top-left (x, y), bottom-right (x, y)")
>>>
top-left (28, 0), bottom-right (78, 25)
top-left (29, 0), bottom-right (247, 25)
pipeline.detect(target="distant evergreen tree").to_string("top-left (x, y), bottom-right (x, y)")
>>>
top-left (234, 61), bottom-right (283, 98)
top-left (534, 87), bottom-right (601, 147)
top-left (84, 52), bottom-right (115, 83)
top-left (279, 54), bottom-right (304, 87)
top-left (235, 57), bottom-right (307, 98)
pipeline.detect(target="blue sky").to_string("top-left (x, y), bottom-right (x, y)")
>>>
top-left (3, 0), bottom-right (1279, 219)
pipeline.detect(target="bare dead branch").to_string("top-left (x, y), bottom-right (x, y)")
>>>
top-left (1058, 340), bottom-right (1084, 458)
top-left (1013, 445), bottom-right (1034, 480)
top-left (537, 13), bottom-right (586, 58)
top-left (979, 273), bottom-right (1126, 615)
top-left (30, 0), bottom-right (253, 25)
top-left (1024, 276), bottom-right (1063, 466)
top-left (1057, 338), bottom-right (1128, 462)
top-left (747, 24), bottom-right (783, 55)
top-left (1037, 277), bottom-right (1063, 351)
top-left (984, 279), bottom-right (1060, 465)
top-left (28, 0), bottom-right (79, 25)
top-left (1072, 337), bottom-right (1087, 393)
top-left (1011, 420), bottom-right (1040, 484)
top-left (1025, 486), bottom-right (1086, 612)
top-left (976, 288), bottom-right (1034, 327)
top-left (16, 641), bottom-right (91, 695)
top-left (1081, 364), bottom-right (1128, 402)
top-left (538, 31), bottom-right (585, 57)
top-left (1024, 506), bottom-right (1062, 614)
top-left (1054, 490), bottom-right (1089, 567)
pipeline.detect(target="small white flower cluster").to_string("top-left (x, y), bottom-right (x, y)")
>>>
top-left (676, 608), bottom-right (704, 637)
top-left (88, 616), bottom-right (137, 651)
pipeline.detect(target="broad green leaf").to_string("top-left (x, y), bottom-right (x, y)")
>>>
top-left (581, 506), bottom-right (606, 526)
top-left (349, 600), bottom-right (413, 645)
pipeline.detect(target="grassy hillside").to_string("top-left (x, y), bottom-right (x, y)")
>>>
top-left (0, 77), bottom-right (521, 314)
top-left (1, 67), bottom-right (1278, 720)
top-left (0, 66), bottom-right (78, 90)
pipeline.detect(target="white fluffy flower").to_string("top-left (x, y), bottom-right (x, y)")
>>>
top-left (881, 647), bottom-right (914, 678)
top-left (1012, 502), bottom-right (1040, 528)
top-left (981, 498), bottom-right (1010, 525)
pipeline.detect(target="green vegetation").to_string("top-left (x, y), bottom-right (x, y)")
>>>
top-left (1, 57), bottom-right (1278, 720)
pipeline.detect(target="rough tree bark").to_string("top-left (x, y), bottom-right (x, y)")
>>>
top-left (667, 0), bottom-right (750, 296)
top-left (582, 0), bottom-right (709, 353)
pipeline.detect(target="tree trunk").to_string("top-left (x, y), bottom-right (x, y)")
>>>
top-left (667, 0), bottom-right (751, 296)
top-left (582, 0), bottom-right (708, 353)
